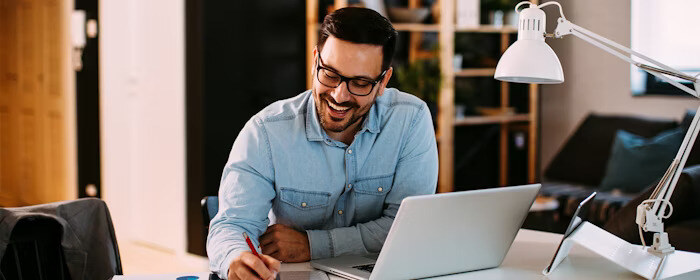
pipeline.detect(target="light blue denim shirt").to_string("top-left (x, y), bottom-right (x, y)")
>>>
top-left (207, 88), bottom-right (438, 278)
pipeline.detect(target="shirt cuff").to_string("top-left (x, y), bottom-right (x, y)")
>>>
top-left (218, 249), bottom-right (241, 280)
top-left (306, 229), bottom-right (334, 259)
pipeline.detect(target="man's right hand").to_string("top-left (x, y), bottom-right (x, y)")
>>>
top-left (228, 251), bottom-right (281, 280)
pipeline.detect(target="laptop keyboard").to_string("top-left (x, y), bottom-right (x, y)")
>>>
top-left (352, 264), bottom-right (375, 273)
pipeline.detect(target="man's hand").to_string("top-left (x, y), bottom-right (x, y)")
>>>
top-left (228, 251), bottom-right (280, 280)
top-left (259, 224), bottom-right (311, 262)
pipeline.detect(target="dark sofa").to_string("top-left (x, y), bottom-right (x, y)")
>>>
top-left (531, 112), bottom-right (700, 250)
top-left (605, 165), bottom-right (700, 253)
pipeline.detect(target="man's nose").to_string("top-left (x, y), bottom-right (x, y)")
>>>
top-left (330, 81), bottom-right (352, 104)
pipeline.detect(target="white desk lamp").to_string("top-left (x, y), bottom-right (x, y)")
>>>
top-left (494, 1), bottom-right (700, 258)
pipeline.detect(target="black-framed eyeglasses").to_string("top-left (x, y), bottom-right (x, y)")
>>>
top-left (316, 56), bottom-right (386, 96)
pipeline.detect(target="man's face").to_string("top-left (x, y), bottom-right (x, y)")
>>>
top-left (312, 37), bottom-right (389, 133)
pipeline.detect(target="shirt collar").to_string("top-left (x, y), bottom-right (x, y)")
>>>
top-left (306, 92), bottom-right (324, 141)
top-left (360, 100), bottom-right (380, 134)
top-left (305, 91), bottom-right (381, 142)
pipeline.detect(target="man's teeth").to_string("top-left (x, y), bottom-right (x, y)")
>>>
top-left (328, 101), bottom-right (350, 111)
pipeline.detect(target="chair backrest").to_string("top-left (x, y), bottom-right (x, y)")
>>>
top-left (0, 216), bottom-right (72, 280)
top-left (201, 196), bottom-right (219, 249)
top-left (201, 196), bottom-right (219, 224)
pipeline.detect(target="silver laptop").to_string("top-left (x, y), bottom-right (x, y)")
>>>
top-left (311, 184), bottom-right (541, 280)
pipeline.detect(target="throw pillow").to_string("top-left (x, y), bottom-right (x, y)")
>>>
top-left (545, 113), bottom-right (678, 186)
top-left (599, 128), bottom-right (685, 193)
top-left (680, 110), bottom-right (700, 166)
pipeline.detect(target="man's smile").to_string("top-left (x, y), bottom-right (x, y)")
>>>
top-left (325, 98), bottom-right (353, 120)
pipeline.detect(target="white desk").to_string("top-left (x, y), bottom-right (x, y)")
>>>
top-left (113, 229), bottom-right (699, 280)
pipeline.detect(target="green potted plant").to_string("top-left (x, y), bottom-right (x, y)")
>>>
top-left (395, 58), bottom-right (440, 104)
top-left (395, 57), bottom-right (441, 122)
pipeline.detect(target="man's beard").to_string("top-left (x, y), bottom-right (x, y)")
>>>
top-left (314, 89), bottom-right (369, 133)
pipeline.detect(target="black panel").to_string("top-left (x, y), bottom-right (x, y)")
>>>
top-left (453, 125), bottom-right (500, 190)
top-left (186, 0), bottom-right (307, 256)
top-left (75, 0), bottom-right (100, 198)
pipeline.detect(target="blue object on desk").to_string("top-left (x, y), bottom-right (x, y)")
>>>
top-left (176, 276), bottom-right (199, 280)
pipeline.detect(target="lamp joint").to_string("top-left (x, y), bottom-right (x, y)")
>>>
top-left (553, 18), bottom-right (574, 38)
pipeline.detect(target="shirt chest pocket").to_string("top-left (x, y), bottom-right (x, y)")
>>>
top-left (278, 187), bottom-right (331, 229)
top-left (352, 174), bottom-right (394, 221)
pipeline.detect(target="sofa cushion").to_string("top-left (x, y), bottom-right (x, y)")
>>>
top-left (680, 110), bottom-right (700, 166)
top-left (545, 113), bottom-right (678, 186)
top-left (598, 128), bottom-right (684, 193)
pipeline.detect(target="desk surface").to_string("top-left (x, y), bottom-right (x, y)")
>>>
top-left (113, 229), bottom-right (698, 280)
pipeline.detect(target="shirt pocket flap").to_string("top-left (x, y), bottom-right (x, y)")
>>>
top-left (279, 187), bottom-right (331, 210)
top-left (354, 174), bottom-right (394, 195)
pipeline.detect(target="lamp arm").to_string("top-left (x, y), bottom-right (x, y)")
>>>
top-left (553, 18), bottom-right (699, 98)
top-left (549, 14), bottom-right (700, 255)
top-left (645, 108), bottom-right (700, 218)
top-left (553, 17), bottom-right (700, 209)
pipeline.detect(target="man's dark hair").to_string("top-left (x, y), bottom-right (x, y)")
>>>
top-left (318, 7), bottom-right (398, 72)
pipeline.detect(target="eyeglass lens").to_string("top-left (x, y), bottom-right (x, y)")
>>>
top-left (317, 68), bottom-right (375, 96)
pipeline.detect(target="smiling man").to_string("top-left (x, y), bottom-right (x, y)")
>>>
top-left (207, 7), bottom-right (439, 280)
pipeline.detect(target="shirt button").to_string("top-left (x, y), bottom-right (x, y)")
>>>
top-left (378, 187), bottom-right (383, 192)
top-left (301, 202), bottom-right (307, 207)
top-left (348, 184), bottom-right (352, 189)
top-left (347, 149), bottom-right (352, 154)
top-left (338, 210), bottom-right (343, 215)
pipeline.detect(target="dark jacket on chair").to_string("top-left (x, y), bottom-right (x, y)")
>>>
top-left (0, 198), bottom-right (122, 280)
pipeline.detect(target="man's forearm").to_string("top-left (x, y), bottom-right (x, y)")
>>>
top-left (305, 205), bottom-right (398, 259)
top-left (207, 223), bottom-right (262, 277)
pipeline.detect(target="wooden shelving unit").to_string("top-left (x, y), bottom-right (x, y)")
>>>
top-left (454, 114), bottom-right (531, 126)
top-left (393, 23), bottom-right (440, 32)
top-left (455, 68), bottom-right (497, 77)
top-left (393, 24), bottom-right (519, 34)
top-left (305, 0), bottom-right (539, 193)
top-left (456, 25), bottom-right (518, 33)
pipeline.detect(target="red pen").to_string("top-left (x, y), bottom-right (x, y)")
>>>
top-left (243, 232), bottom-right (278, 279)
top-left (243, 232), bottom-right (261, 257)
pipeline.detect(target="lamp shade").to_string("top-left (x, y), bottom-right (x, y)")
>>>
top-left (494, 40), bottom-right (564, 84)
top-left (494, 3), bottom-right (564, 84)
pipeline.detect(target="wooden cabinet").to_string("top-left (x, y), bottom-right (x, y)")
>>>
top-left (0, 0), bottom-right (75, 206)
top-left (305, 0), bottom-right (539, 193)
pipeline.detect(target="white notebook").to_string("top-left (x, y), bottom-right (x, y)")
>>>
top-left (278, 271), bottom-right (329, 280)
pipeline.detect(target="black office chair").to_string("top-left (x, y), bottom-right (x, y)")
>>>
top-left (0, 199), bottom-right (122, 280)
top-left (0, 216), bottom-right (71, 280)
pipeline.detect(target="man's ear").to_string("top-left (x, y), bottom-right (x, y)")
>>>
top-left (378, 66), bottom-right (393, 97)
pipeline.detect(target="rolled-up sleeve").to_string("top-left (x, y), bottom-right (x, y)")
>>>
top-left (207, 117), bottom-right (276, 279)
top-left (306, 103), bottom-right (439, 259)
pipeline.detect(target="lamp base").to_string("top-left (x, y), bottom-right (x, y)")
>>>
top-left (544, 222), bottom-right (700, 279)
top-left (650, 232), bottom-right (675, 255)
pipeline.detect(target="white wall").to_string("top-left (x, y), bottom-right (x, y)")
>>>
top-left (539, 0), bottom-right (700, 171)
top-left (99, 0), bottom-right (186, 254)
